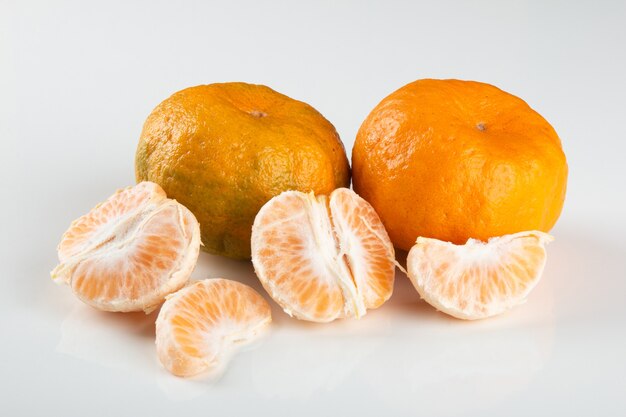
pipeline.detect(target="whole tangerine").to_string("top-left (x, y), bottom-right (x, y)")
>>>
top-left (352, 79), bottom-right (568, 251)
top-left (136, 82), bottom-right (350, 259)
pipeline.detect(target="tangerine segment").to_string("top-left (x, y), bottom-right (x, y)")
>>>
top-left (406, 231), bottom-right (553, 320)
top-left (329, 188), bottom-right (396, 310)
top-left (251, 188), bottom-right (396, 323)
top-left (51, 182), bottom-right (200, 313)
top-left (156, 279), bottom-right (272, 377)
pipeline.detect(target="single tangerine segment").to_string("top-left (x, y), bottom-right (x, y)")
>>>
top-left (155, 278), bottom-right (272, 377)
top-left (406, 231), bottom-right (553, 320)
top-left (251, 188), bottom-right (396, 323)
top-left (51, 181), bottom-right (201, 313)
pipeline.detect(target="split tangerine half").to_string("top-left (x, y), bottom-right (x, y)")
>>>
top-left (406, 231), bottom-right (553, 320)
top-left (51, 181), bottom-right (201, 313)
top-left (156, 278), bottom-right (272, 377)
top-left (251, 188), bottom-right (396, 323)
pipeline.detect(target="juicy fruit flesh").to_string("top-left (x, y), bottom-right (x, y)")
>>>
top-left (251, 188), bottom-right (396, 323)
top-left (51, 182), bottom-right (201, 313)
top-left (156, 279), bottom-right (272, 377)
top-left (406, 231), bottom-right (553, 320)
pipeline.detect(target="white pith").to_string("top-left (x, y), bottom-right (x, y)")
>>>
top-left (308, 193), bottom-right (367, 319)
top-left (329, 191), bottom-right (398, 308)
top-left (406, 231), bottom-right (553, 320)
top-left (51, 183), bottom-right (201, 313)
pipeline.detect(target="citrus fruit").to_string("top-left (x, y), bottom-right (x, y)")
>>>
top-left (51, 182), bottom-right (200, 313)
top-left (251, 188), bottom-right (396, 322)
top-left (135, 82), bottom-right (350, 259)
top-left (406, 231), bottom-right (553, 320)
top-left (352, 79), bottom-right (568, 251)
top-left (156, 278), bottom-right (272, 377)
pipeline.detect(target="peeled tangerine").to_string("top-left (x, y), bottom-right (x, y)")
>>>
top-left (51, 182), bottom-right (201, 313)
top-left (407, 231), bottom-right (553, 320)
top-left (251, 188), bottom-right (397, 323)
top-left (156, 279), bottom-right (271, 377)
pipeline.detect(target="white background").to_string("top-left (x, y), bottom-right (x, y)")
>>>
top-left (2, 1), bottom-right (625, 416)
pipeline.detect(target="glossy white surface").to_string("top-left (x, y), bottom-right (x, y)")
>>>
top-left (2, 1), bottom-right (625, 415)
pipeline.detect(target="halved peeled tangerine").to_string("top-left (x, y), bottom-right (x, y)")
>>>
top-left (251, 188), bottom-right (396, 323)
top-left (51, 181), bottom-right (201, 313)
top-left (156, 278), bottom-right (272, 377)
top-left (407, 231), bottom-right (553, 320)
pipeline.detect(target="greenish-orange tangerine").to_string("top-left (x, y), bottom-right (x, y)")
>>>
top-left (136, 82), bottom-right (350, 259)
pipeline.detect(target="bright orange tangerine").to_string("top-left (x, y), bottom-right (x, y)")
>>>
top-left (353, 79), bottom-right (568, 251)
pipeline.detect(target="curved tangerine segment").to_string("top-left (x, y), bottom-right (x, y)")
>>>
top-left (251, 188), bottom-right (396, 323)
top-left (155, 278), bottom-right (272, 377)
top-left (251, 191), bottom-right (345, 322)
top-left (51, 182), bottom-right (201, 313)
top-left (329, 188), bottom-right (396, 309)
top-left (406, 231), bottom-right (553, 320)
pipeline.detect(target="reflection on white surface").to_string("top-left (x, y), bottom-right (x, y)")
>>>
top-left (154, 332), bottom-right (273, 401)
top-left (57, 303), bottom-right (159, 375)
top-left (56, 247), bottom-right (557, 413)
top-left (368, 256), bottom-right (557, 416)
top-left (251, 324), bottom-right (386, 399)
